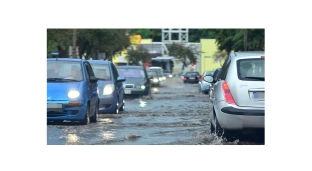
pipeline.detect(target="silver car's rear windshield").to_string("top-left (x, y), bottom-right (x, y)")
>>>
top-left (237, 58), bottom-right (264, 81)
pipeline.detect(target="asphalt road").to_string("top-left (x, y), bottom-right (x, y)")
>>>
top-left (47, 77), bottom-right (264, 145)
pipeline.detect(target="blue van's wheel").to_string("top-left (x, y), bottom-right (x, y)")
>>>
top-left (114, 100), bottom-right (119, 114)
top-left (119, 99), bottom-right (125, 111)
top-left (90, 103), bottom-right (98, 123)
top-left (81, 105), bottom-right (90, 125)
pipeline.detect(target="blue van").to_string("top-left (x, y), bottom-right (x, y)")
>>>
top-left (47, 58), bottom-right (99, 125)
top-left (88, 60), bottom-right (126, 114)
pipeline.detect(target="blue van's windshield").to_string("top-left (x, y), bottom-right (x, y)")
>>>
top-left (47, 61), bottom-right (83, 81)
top-left (89, 64), bottom-right (112, 80)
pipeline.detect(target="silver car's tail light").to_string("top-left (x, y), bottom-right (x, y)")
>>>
top-left (222, 81), bottom-right (236, 104)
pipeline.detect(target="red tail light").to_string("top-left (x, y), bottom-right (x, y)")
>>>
top-left (198, 78), bottom-right (200, 81)
top-left (222, 81), bottom-right (236, 104)
top-left (201, 77), bottom-right (204, 81)
top-left (183, 77), bottom-right (186, 80)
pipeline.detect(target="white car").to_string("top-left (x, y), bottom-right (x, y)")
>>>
top-left (204, 51), bottom-right (265, 140)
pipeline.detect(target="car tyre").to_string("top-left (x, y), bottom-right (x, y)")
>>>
top-left (114, 100), bottom-right (119, 114)
top-left (81, 105), bottom-right (90, 125)
top-left (214, 111), bottom-right (237, 141)
top-left (90, 103), bottom-right (98, 123)
top-left (119, 99), bottom-right (125, 111)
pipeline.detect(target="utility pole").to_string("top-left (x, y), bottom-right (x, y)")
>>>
top-left (73, 29), bottom-right (77, 58)
top-left (244, 29), bottom-right (248, 51)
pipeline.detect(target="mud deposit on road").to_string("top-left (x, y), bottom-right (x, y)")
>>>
top-left (47, 77), bottom-right (264, 145)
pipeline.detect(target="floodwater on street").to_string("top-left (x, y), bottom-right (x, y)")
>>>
top-left (47, 77), bottom-right (264, 145)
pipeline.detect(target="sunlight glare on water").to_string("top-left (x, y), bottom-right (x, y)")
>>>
top-left (66, 134), bottom-right (80, 144)
top-left (102, 131), bottom-right (116, 140)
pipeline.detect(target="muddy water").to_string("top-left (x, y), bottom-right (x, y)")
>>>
top-left (47, 77), bottom-right (264, 145)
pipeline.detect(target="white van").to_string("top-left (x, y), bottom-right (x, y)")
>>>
top-left (148, 67), bottom-right (166, 80)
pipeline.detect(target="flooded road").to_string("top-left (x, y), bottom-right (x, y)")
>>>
top-left (47, 77), bottom-right (264, 145)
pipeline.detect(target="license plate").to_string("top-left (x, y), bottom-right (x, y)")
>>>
top-left (47, 103), bottom-right (63, 112)
top-left (253, 92), bottom-right (264, 99)
top-left (125, 89), bottom-right (131, 94)
top-left (190, 77), bottom-right (195, 79)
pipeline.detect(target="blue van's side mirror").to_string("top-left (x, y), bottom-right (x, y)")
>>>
top-left (117, 76), bottom-right (126, 82)
top-left (90, 76), bottom-right (99, 83)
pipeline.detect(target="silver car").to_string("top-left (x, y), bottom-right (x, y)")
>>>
top-left (204, 51), bottom-right (265, 140)
top-left (198, 70), bottom-right (215, 94)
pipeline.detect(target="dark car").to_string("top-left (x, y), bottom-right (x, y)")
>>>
top-left (183, 72), bottom-right (201, 84)
top-left (116, 66), bottom-right (152, 96)
top-left (88, 60), bottom-right (126, 114)
top-left (147, 70), bottom-right (163, 87)
top-left (209, 68), bottom-right (222, 102)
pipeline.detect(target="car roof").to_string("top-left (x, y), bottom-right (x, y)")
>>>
top-left (116, 66), bottom-right (144, 69)
top-left (87, 60), bottom-right (111, 65)
top-left (230, 51), bottom-right (264, 59)
top-left (147, 70), bottom-right (160, 72)
top-left (47, 58), bottom-right (83, 62)
top-left (149, 67), bottom-right (162, 69)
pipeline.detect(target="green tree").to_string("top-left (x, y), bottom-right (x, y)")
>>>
top-left (47, 29), bottom-right (130, 59)
top-left (213, 29), bottom-right (265, 54)
top-left (47, 29), bottom-right (72, 57)
top-left (167, 42), bottom-right (202, 71)
top-left (212, 50), bottom-right (228, 66)
top-left (125, 46), bottom-right (150, 65)
top-left (128, 29), bottom-right (162, 41)
top-left (129, 29), bottom-right (151, 38)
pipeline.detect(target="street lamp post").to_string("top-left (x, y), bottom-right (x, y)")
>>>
top-left (73, 29), bottom-right (77, 58)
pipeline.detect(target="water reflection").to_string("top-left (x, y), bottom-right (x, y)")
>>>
top-left (153, 88), bottom-right (159, 93)
top-left (66, 133), bottom-right (80, 144)
top-left (139, 99), bottom-right (147, 107)
top-left (99, 118), bottom-right (113, 123)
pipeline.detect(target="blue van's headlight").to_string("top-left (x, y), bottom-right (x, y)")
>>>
top-left (103, 84), bottom-right (114, 95)
top-left (68, 90), bottom-right (80, 98)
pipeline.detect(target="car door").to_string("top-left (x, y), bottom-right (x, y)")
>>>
top-left (111, 63), bottom-right (123, 103)
top-left (84, 62), bottom-right (98, 112)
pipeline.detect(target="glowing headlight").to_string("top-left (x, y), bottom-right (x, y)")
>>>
top-left (97, 87), bottom-right (99, 94)
top-left (68, 90), bottom-right (80, 98)
top-left (169, 74), bottom-right (173, 77)
top-left (159, 78), bottom-right (162, 81)
top-left (141, 85), bottom-right (146, 89)
top-left (152, 78), bottom-right (159, 82)
top-left (103, 84), bottom-right (114, 95)
top-left (162, 76), bottom-right (166, 80)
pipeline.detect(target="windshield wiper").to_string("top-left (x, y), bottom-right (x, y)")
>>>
top-left (244, 77), bottom-right (265, 81)
top-left (47, 78), bottom-right (62, 81)
top-left (47, 78), bottom-right (78, 82)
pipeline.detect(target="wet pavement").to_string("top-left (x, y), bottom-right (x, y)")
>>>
top-left (47, 77), bottom-right (264, 145)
